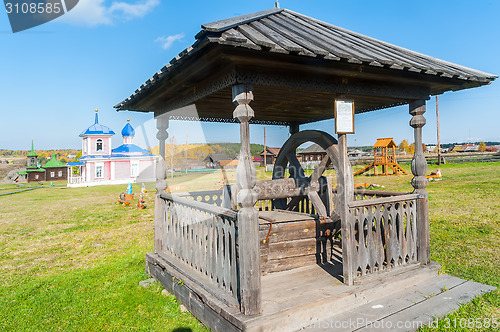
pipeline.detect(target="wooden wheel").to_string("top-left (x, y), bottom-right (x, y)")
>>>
top-left (272, 130), bottom-right (341, 223)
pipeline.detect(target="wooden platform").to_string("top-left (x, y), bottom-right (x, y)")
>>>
top-left (146, 253), bottom-right (496, 332)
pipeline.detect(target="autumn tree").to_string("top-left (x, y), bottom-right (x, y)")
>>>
top-left (478, 142), bottom-right (486, 152)
top-left (399, 139), bottom-right (410, 155)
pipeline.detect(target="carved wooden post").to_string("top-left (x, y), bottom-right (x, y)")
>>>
top-left (409, 100), bottom-right (430, 264)
top-left (233, 84), bottom-right (262, 315)
top-left (337, 133), bottom-right (355, 285)
top-left (154, 113), bottom-right (169, 254)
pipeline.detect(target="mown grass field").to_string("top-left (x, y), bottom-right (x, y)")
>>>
top-left (0, 162), bottom-right (499, 331)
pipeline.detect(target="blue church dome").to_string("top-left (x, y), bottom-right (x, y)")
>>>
top-left (121, 120), bottom-right (135, 137)
top-left (79, 110), bottom-right (115, 137)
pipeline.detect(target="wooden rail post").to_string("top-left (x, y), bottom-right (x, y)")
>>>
top-left (338, 134), bottom-right (355, 285)
top-left (409, 100), bottom-right (430, 264)
top-left (154, 113), bottom-right (169, 254)
top-left (232, 84), bottom-right (262, 315)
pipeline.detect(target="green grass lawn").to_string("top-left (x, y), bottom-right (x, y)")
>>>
top-left (0, 162), bottom-right (499, 331)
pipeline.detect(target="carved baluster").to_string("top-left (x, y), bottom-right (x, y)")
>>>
top-left (232, 84), bottom-right (261, 315)
top-left (409, 100), bottom-right (428, 196)
top-left (409, 100), bottom-right (430, 264)
top-left (154, 113), bottom-right (169, 254)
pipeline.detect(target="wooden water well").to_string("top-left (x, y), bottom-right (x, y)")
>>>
top-left (115, 7), bottom-right (496, 332)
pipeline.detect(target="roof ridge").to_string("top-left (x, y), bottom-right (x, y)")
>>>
top-left (200, 7), bottom-right (283, 34)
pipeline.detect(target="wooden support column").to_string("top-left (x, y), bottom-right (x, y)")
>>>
top-left (409, 100), bottom-right (430, 264)
top-left (154, 113), bottom-right (169, 254)
top-left (337, 134), bottom-right (355, 285)
top-left (289, 122), bottom-right (300, 135)
top-left (232, 84), bottom-right (261, 315)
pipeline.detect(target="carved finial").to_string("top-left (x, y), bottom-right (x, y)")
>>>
top-left (95, 108), bottom-right (98, 113)
top-left (275, 0), bottom-right (280, 8)
top-left (127, 118), bottom-right (130, 122)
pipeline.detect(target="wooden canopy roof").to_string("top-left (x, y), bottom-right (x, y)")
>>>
top-left (373, 138), bottom-right (398, 149)
top-left (115, 8), bottom-right (496, 126)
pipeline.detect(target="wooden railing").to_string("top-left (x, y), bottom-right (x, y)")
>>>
top-left (157, 192), bottom-right (240, 308)
top-left (353, 189), bottom-right (407, 201)
top-left (348, 193), bottom-right (421, 279)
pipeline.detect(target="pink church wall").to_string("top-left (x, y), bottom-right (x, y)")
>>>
top-left (114, 161), bottom-right (130, 179)
top-left (88, 137), bottom-right (111, 155)
top-left (86, 161), bottom-right (111, 182)
top-left (139, 159), bottom-right (155, 178)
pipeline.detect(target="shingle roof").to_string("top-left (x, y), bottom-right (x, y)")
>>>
top-left (260, 147), bottom-right (281, 156)
top-left (205, 153), bottom-right (230, 161)
top-left (298, 143), bottom-right (325, 154)
top-left (115, 8), bottom-right (496, 112)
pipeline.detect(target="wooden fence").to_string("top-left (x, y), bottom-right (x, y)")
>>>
top-left (157, 192), bottom-right (240, 308)
top-left (350, 152), bottom-right (500, 166)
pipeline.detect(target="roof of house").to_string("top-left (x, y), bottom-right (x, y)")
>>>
top-left (26, 168), bottom-right (45, 172)
top-left (204, 153), bottom-right (230, 161)
top-left (260, 147), bottom-right (281, 156)
top-left (121, 121), bottom-right (135, 137)
top-left (44, 154), bottom-right (66, 168)
top-left (464, 145), bottom-right (479, 152)
top-left (298, 143), bottom-right (325, 154)
top-left (373, 138), bottom-right (398, 149)
top-left (115, 7), bottom-right (496, 123)
top-left (80, 111), bottom-right (115, 137)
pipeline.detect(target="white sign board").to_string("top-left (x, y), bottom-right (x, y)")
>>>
top-left (335, 100), bottom-right (355, 134)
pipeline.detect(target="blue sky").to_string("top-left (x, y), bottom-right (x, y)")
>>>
top-left (1, 0), bottom-right (499, 150)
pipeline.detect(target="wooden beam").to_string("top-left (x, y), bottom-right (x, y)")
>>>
top-left (337, 134), bottom-right (355, 285)
top-left (232, 84), bottom-right (262, 315)
top-left (154, 113), bottom-right (169, 254)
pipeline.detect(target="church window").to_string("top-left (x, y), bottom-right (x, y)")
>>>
top-left (50, 172), bottom-right (55, 177)
top-left (58, 171), bottom-right (62, 177)
top-left (131, 161), bottom-right (139, 177)
top-left (96, 165), bottom-right (103, 178)
top-left (96, 139), bottom-right (103, 152)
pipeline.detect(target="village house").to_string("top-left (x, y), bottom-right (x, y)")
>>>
top-left (203, 153), bottom-right (234, 169)
top-left (259, 147), bottom-right (280, 166)
top-left (18, 142), bottom-right (67, 183)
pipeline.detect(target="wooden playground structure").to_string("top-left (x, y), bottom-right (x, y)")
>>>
top-left (115, 7), bottom-right (496, 332)
top-left (354, 138), bottom-right (408, 176)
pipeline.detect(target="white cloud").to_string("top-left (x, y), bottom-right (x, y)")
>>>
top-left (60, 0), bottom-right (160, 26)
top-left (155, 33), bottom-right (184, 50)
top-left (109, 0), bottom-right (160, 18)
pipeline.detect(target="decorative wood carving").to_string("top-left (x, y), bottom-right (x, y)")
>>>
top-left (154, 113), bottom-right (169, 254)
top-left (232, 84), bottom-right (262, 315)
top-left (409, 100), bottom-right (430, 265)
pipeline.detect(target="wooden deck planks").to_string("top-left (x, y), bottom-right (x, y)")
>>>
top-left (148, 252), bottom-right (494, 332)
top-left (303, 274), bottom-right (495, 332)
